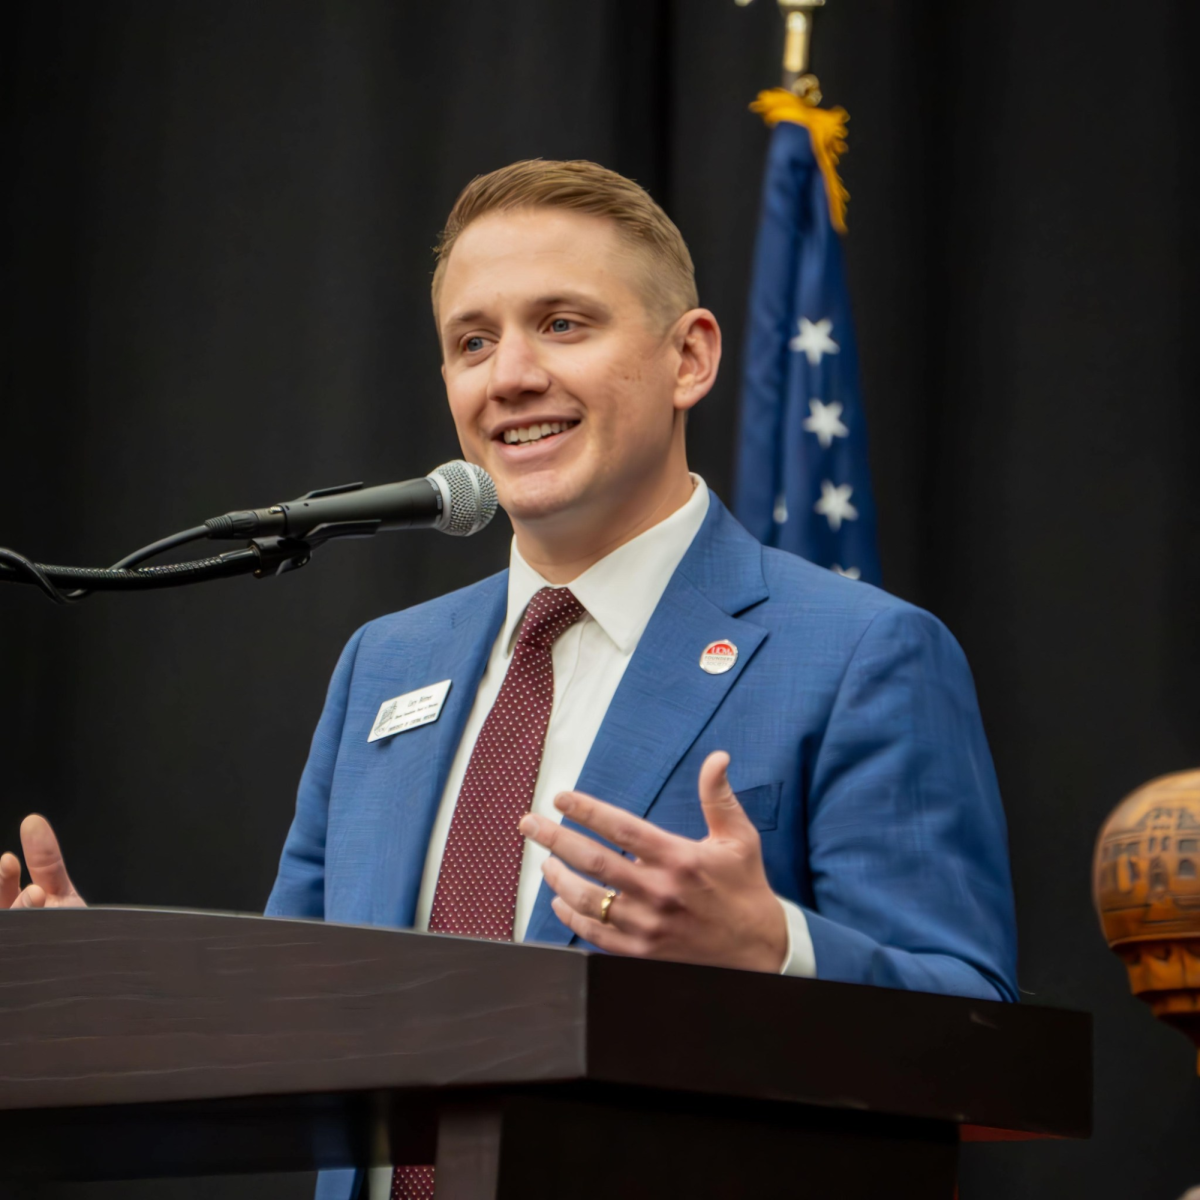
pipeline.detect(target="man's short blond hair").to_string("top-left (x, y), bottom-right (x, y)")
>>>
top-left (432, 159), bottom-right (698, 327)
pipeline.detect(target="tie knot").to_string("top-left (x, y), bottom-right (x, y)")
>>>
top-left (515, 586), bottom-right (586, 650)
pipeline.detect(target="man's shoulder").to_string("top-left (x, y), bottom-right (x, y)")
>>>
top-left (756, 545), bottom-right (948, 645)
top-left (758, 544), bottom-right (899, 615)
top-left (353, 569), bottom-right (507, 652)
top-left (698, 494), bottom-right (920, 625)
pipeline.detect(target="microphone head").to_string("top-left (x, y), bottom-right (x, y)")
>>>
top-left (427, 460), bottom-right (499, 536)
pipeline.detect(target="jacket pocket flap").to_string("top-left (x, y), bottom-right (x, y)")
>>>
top-left (734, 781), bottom-right (783, 831)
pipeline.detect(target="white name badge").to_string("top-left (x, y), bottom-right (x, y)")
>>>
top-left (367, 679), bottom-right (452, 743)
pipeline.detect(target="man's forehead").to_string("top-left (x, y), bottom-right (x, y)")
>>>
top-left (453, 205), bottom-right (624, 256)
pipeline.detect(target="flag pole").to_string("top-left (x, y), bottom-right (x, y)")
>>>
top-left (735, 0), bottom-right (827, 103)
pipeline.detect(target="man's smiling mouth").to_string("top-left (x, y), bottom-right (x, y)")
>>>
top-left (498, 419), bottom-right (580, 446)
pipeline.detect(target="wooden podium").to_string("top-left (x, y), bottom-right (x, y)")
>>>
top-left (0, 908), bottom-right (1089, 1198)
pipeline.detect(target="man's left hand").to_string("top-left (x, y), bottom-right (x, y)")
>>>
top-left (518, 751), bottom-right (788, 973)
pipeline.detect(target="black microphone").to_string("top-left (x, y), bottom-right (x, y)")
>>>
top-left (202, 460), bottom-right (498, 543)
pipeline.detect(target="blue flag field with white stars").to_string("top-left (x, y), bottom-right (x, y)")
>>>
top-left (734, 115), bottom-right (881, 586)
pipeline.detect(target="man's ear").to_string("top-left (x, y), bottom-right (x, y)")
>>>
top-left (672, 309), bottom-right (722, 414)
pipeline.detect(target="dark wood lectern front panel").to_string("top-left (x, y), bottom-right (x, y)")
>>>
top-left (0, 908), bottom-right (1091, 1197)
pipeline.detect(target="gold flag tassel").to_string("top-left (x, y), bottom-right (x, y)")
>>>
top-left (751, 88), bottom-right (850, 234)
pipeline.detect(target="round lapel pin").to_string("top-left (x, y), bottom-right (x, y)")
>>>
top-left (699, 639), bottom-right (738, 675)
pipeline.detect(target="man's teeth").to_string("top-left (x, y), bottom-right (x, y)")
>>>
top-left (502, 421), bottom-right (574, 444)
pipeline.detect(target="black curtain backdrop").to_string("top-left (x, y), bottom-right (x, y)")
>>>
top-left (3, 3), bottom-right (1199, 1198)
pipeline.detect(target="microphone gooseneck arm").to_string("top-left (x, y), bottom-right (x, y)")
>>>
top-left (0, 541), bottom-right (303, 602)
top-left (0, 461), bottom-right (498, 606)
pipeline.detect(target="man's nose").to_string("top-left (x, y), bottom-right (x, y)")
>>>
top-left (486, 330), bottom-right (551, 404)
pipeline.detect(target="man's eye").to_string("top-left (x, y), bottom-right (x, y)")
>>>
top-left (549, 318), bottom-right (574, 334)
top-left (464, 336), bottom-right (486, 353)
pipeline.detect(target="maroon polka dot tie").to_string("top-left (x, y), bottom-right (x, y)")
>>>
top-left (392, 585), bottom-right (586, 1199)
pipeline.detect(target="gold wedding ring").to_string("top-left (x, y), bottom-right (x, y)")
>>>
top-left (599, 889), bottom-right (617, 924)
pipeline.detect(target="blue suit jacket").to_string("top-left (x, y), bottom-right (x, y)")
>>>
top-left (267, 496), bottom-right (1017, 1199)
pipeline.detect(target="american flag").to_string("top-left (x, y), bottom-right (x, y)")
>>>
top-left (734, 91), bottom-right (881, 586)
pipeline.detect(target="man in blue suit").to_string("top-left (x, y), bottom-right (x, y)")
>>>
top-left (256, 157), bottom-right (1016, 998)
top-left (1, 158), bottom-right (1016, 1194)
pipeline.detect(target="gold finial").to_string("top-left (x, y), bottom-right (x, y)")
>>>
top-left (736, 0), bottom-right (827, 101)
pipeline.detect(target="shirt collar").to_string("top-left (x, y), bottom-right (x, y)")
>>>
top-left (502, 476), bottom-right (711, 656)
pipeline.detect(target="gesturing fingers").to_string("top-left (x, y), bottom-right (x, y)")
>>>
top-left (20, 815), bottom-right (75, 900)
top-left (550, 791), bottom-right (681, 864)
top-left (541, 857), bottom-right (625, 927)
top-left (549, 895), bottom-right (647, 957)
top-left (12, 884), bottom-right (47, 909)
top-left (0, 852), bottom-right (21, 908)
top-left (697, 751), bottom-right (757, 843)
top-left (519, 812), bottom-right (641, 894)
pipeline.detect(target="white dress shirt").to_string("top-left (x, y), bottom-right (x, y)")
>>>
top-left (412, 475), bottom-right (815, 972)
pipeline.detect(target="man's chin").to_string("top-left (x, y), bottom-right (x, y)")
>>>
top-left (495, 476), bottom-right (587, 527)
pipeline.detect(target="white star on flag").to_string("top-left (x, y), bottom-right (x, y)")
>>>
top-left (789, 317), bottom-right (839, 366)
top-left (803, 399), bottom-right (849, 449)
top-left (831, 564), bottom-right (862, 580)
top-left (814, 480), bottom-right (858, 531)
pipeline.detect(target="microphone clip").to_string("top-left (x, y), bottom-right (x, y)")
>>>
top-left (249, 537), bottom-right (313, 579)
top-left (248, 518), bottom-right (384, 579)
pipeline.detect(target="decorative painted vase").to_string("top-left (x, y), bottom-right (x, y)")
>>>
top-left (1094, 770), bottom-right (1200, 1069)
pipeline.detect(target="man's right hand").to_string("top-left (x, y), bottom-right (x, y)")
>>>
top-left (0, 815), bottom-right (86, 909)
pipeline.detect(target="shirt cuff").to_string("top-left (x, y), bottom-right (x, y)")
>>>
top-left (776, 896), bottom-right (817, 977)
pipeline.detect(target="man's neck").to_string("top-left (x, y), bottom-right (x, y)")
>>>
top-left (513, 469), bottom-right (696, 585)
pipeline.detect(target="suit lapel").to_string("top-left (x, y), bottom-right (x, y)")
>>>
top-left (371, 575), bottom-right (507, 926)
top-left (524, 498), bottom-right (771, 945)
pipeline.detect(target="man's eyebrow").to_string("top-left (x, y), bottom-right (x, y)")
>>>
top-left (531, 292), bottom-right (614, 317)
top-left (443, 293), bottom-right (613, 334)
top-left (443, 309), bottom-right (486, 330)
